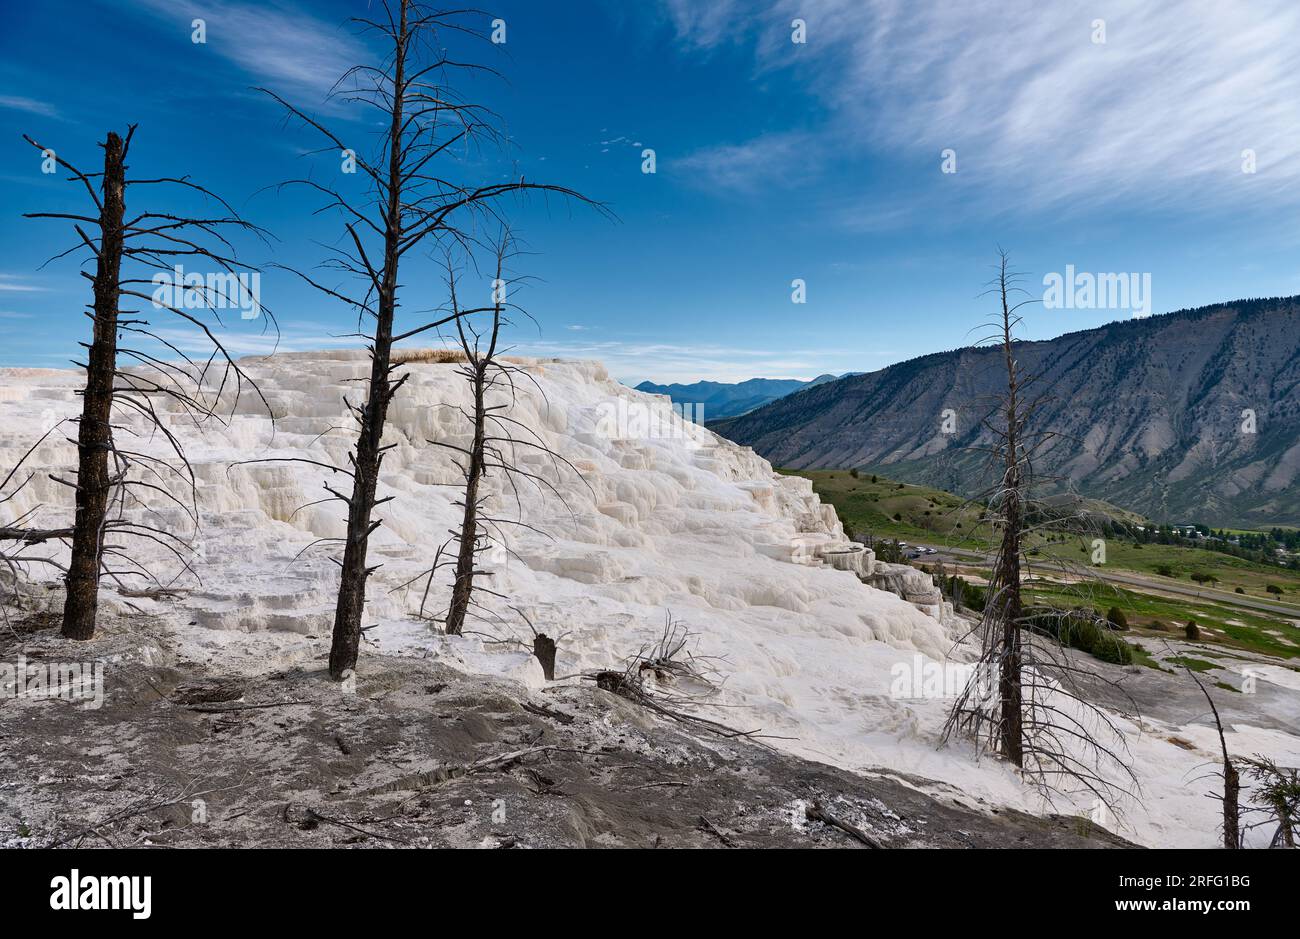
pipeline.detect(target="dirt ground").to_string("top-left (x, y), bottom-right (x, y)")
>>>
top-left (0, 605), bottom-right (1132, 849)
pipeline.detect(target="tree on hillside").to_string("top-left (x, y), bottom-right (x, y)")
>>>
top-left (261, 0), bottom-right (602, 679)
top-left (439, 246), bottom-right (509, 639)
top-left (943, 250), bottom-right (1136, 813)
top-left (18, 126), bottom-right (271, 640)
top-left (398, 233), bottom-right (587, 640)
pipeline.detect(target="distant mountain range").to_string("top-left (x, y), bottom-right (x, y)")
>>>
top-left (711, 297), bottom-right (1300, 528)
top-left (634, 374), bottom-right (843, 420)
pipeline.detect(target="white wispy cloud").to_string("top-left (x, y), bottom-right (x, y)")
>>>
top-left (675, 131), bottom-right (815, 192)
top-left (123, 0), bottom-right (369, 104)
top-left (0, 95), bottom-right (60, 118)
top-left (0, 274), bottom-right (48, 293)
top-left (663, 0), bottom-right (1300, 212)
top-left (502, 335), bottom-right (875, 384)
top-left (659, 0), bottom-right (749, 52)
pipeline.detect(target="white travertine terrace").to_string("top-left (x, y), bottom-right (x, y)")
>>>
top-left (3, 350), bottom-right (1297, 848)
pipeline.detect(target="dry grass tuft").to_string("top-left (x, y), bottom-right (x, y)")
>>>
top-left (391, 348), bottom-right (467, 365)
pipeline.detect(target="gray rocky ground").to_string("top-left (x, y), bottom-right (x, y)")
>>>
top-left (0, 606), bottom-right (1131, 849)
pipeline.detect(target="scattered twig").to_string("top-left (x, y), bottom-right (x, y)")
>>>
top-left (304, 807), bottom-right (409, 844)
top-left (697, 815), bottom-right (737, 847)
top-left (185, 700), bottom-right (310, 714)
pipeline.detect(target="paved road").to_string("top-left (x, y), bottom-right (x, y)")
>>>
top-left (912, 543), bottom-right (1300, 619)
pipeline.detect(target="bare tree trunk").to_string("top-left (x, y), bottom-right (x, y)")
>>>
top-left (533, 633), bottom-right (557, 680)
top-left (444, 359), bottom-right (486, 637)
top-left (61, 132), bottom-right (126, 641)
top-left (996, 500), bottom-right (1024, 765)
top-left (1188, 667), bottom-right (1240, 848)
top-left (327, 3), bottom-right (407, 679)
top-left (328, 298), bottom-right (395, 676)
top-left (995, 262), bottom-right (1025, 767)
top-left (1223, 759), bottom-right (1241, 849)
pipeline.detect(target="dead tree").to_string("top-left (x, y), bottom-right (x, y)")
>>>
top-left (442, 245), bottom-right (507, 637)
top-left (260, 0), bottom-right (601, 678)
top-left (409, 234), bottom-right (590, 638)
top-left (1182, 665), bottom-right (1241, 848)
top-left (943, 250), bottom-right (1137, 815)
top-left (21, 127), bottom-right (271, 639)
top-left (958, 250), bottom-right (1032, 765)
top-left (1240, 756), bottom-right (1299, 848)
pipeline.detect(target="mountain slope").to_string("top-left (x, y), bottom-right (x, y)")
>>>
top-left (635, 374), bottom-right (839, 420)
top-left (714, 297), bottom-right (1300, 527)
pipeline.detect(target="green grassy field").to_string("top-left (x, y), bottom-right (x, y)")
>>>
top-left (780, 469), bottom-right (989, 547)
top-left (1034, 539), bottom-right (1300, 603)
top-left (783, 468), bottom-right (1300, 662)
top-left (1022, 580), bottom-right (1300, 661)
top-left (782, 469), bottom-right (1300, 604)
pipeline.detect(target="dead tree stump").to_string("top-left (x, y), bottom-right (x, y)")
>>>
top-left (533, 633), bottom-right (557, 681)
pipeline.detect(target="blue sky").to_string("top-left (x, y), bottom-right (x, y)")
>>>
top-left (3, 0), bottom-right (1300, 383)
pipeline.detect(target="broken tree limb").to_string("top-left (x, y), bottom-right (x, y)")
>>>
top-left (185, 700), bottom-right (311, 714)
top-left (301, 806), bottom-right (410, 845)
top-left (805, 800), bottom-right (883, 848)
top-left (520, 700), bottom-right (574, 724)
top-left (697, 815), bottom-right (737, 847)
top-left (0, 526), bottom-right (75, 544)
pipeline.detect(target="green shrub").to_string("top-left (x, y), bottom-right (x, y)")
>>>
top-left (1105, 606), bottom-right (1129, 630)
top-left (945, 575), bottom-right (986, 614)
top-left (1024, 608), bottom-right (1132, 665)
top-left (1091, 633), bottom-right (1134, 666)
